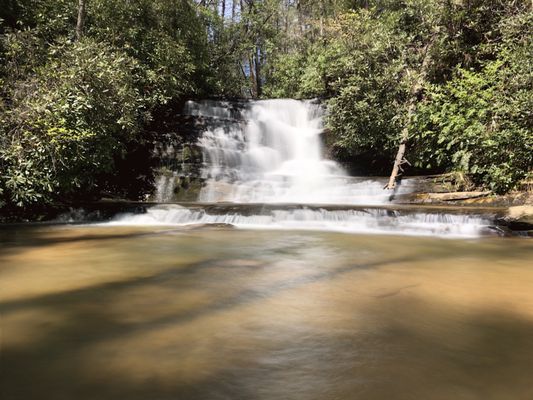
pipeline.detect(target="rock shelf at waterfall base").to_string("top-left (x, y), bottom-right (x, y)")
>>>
top-left (1, 200), bottom-right (524, 238)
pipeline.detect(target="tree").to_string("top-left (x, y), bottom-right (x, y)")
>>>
top-left (385, 33), bottom-right (436, 190)
top-left (76, 0), bottom-right (86, 40)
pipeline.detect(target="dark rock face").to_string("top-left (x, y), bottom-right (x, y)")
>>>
top-left (147, 115), bottom-right (208, 202)
top-left (149, 122), bottom-right (204, 202)
top-left (147, 101), bottom-right (250, 202)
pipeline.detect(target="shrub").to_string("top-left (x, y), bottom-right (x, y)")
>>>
top-left (412, 12), bottom-right (533, 193)
top-left (0, 37), bottom-right (144, 206)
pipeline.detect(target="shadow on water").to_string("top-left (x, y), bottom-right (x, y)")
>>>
top-left (0, 225), bottom-right (192, 257)
top-left (3, 285), bottom-right (533, 399)
top-left (0, 252), bottom-right (414, 329)
top-left (2, 228), bottom-right (533, 400)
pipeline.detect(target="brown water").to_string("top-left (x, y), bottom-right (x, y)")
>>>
top-left (1, 224), bottom-right (532, 400)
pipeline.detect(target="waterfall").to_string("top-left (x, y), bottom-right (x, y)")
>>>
top-left (192, 99), bottom-right (411, 204)
top-left (108, 99), bottom-right (499, 238)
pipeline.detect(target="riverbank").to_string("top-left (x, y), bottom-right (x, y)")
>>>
top-left (2, 172), bottom-right (531, 235)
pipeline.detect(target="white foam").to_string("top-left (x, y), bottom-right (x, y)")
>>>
top-left (108, 205), bottom-right (495, 238)
top-left (191, 99), bottom-right (412, 204)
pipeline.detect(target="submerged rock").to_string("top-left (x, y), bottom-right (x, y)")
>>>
top-left (182, 223), bottom-right (235, 230)
top-left (498, 206), bottom-right (533, 233)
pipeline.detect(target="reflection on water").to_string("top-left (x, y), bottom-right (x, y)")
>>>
top-left (1, 225), bottom-right (532, 400)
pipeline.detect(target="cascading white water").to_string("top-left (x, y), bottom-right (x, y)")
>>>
top-left (195, 99), bottom-right (411, 204)
top-left (108, 204), bottom-right (497, 238)
top-left (154, 174), bottom-right (177, 203)
top-left (107, 99), bottom-right (499, 237)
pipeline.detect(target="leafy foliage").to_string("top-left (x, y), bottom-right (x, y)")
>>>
top-left (0, 0), bottom-right (242, 207)
top-left (0, 38), bottom-right (143, 206)
top-left (0, 0), bottom-right (531, 209)
top-left (412, 12), bottom-right (533, 193)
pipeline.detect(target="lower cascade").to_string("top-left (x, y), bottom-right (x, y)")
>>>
top-left (114, 99), bottom-right (499, 237)
top-left (109, 204), bottom-right (497, 238)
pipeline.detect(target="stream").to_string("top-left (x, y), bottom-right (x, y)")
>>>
top-left (1, 226), bottom-right (532, 399)
top-left (1, 99), bottom-right (531, 399)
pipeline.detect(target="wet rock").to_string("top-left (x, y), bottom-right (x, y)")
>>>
top-left (394, 191), bottom-right (491, 204)
top-left (498, 206), bottom-right (533, 233)
top-left (507, 205), bottom-right (533, 232)
top-left (182, 223), bottom-right (235, 230)
top-left (508, 206), bottom-right (533, 223)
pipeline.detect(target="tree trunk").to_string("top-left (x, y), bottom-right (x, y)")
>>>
top-left (385, 38), bottom-right (435, 190)
top-left (297, 0), bottom-right (304, 35)
top-left (76, 0), bottom-right (86, 40)
top-left (319, 1), bottom-right (325, 37)
top-left (255, 46), bottom-right (262, 97)
top-left (249, 56), bottom-right (257, 98)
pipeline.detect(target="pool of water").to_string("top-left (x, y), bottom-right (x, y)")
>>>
top-left (1, 224), bottom-right (532, 400)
